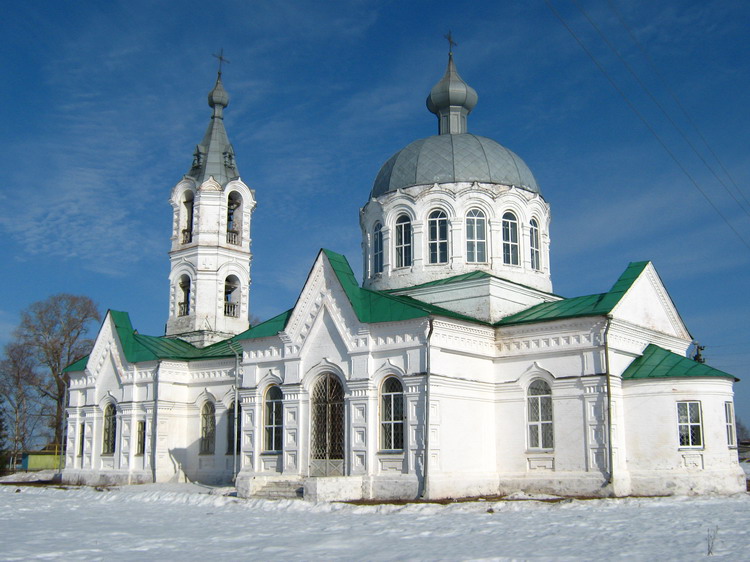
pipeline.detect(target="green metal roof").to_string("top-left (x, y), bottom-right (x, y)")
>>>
top-left (497, 261), bottom-right (649, 326)
top-left (622, 344), bottom-right (738, 381)
top-left (385, 269), bottom-right (561, 299)
top-left (322, 249), bottom-right (485, 324)
top-left (63, 310), bottom-right (236, 372)
top-left (233, 309), bottom-right (294, 340)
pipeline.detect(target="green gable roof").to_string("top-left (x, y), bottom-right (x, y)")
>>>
top-left (497, 261), bottom-right (649, 326)
top-left (322, 249), bottom-right (485, 325)
top-left (622, 344), bottom-right (738, 381)
top-left (63, 310), bottom-right (237, 372)
top-left (234, 309), bottom-right (294, 340)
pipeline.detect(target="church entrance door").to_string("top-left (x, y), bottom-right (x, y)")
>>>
top-left (310, 373), bottom-right (345, 476)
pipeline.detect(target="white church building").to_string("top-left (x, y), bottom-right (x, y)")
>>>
top-left (62, 52), bottom-right (745, 500)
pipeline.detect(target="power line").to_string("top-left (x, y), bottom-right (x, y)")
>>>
top-left (605, 0), bottom-right (750, 214)
top-left (573, 0), bottom-right (750, 220)
top-left (543, 0), bottom-right (750, 252)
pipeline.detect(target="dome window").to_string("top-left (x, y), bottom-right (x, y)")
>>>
top-left (466, 209), bottom-right (487, 263)
top-left (372, 223), bottom-right (384, 275)
top-left (395, 215), bottom-right (412, 268)
top-left (428, 210), bottom-right (449, 264)
top-left (502, 212), bottom-right (519, 266)
top-left (530, 219), bottom-right (541, 271)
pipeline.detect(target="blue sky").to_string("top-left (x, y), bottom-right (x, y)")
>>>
top-left (2, 1), bottom-right (749, 421)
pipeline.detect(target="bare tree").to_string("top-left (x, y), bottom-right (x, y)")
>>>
top-left (737, 417), bottom-right (750, 443)
top-left (0, 341), bottom-right (47, 467)
top-left (14, 294), bottom-right (100, 448)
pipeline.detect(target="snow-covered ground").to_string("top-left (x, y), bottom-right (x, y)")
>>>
top-left (2, 475), bottom-right (749, 560)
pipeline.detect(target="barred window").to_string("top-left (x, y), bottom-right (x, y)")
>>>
top-left (395, 215), bottom-right (412, 268)
top-left (527, 380), bottom-right (553, 450)
top-left (265, 386), bottom-right (283, 453)
top-left (530, 218), bottom-right (541, 271)
top-left (200, 402), bottom-right (216, 455)
top-left (372, 223), bottom-right (384, 275)
top-left (725, 401), bottom-right (736, 448)
top-left (427, 210), bottom-right (449, 264)
top-left (227, 402), bottom-right (242, 454)
top-left (78, 422), bottom-right (85, 457)
top-left (102, 403), bottom-right (116, 455)
top-left (677, 401), bottom-right (702, 448)
top-left (502, 212), bottom-right (519, 265)
top-left (381, 377), bottom-right (404, 450)
top-left (136, 420), bottom-right (146, 456)
top-left (466, 209), bottom-right (487, 263)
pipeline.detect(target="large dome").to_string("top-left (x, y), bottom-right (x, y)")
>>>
top-left (371, 133), bottom-right (540, 199)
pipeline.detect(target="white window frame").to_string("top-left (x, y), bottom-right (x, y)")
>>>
top-left (102, 403), bottom-right (117, 456)
top-left (264, 386), bottom-right (283, 453)
top-left (427, 209), bottom-right (449, 264)
top-left (380, 377), bottom-right (405, 451)
top-left (372, 223), bottom-right (383, 275)
top-left (395, 215), bottom-right (412, 268)
top-left (677, 401), bottom-right (703, 449)
top-left (502, 212), bottom-right (520, 266)
top-left (527, 380), bottom-right (553, 450)
top-left (200, 402), bottom-right (216, 455)
top-left (725, 401), bottom-right (737, 448)
top-left (530, 218), bottom-right (541, 271)
top-left (466, 209), bottom-right (487, 263)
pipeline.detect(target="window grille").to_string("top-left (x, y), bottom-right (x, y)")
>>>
top-left (310, 374), bottom-right (345, 476)
top-left (200, 402), bottom-right (216, 455)
top-left (264, 388), bottom-right (283, 453)
top-left (78, 423), bottom-right (85, 457)
top-left (381, 377), bottom-right (404, 450)
top-left (395, 215), bottom-right (412, 268)
top-left (677, 401), bottom-right (703, 448)
top-left (466, 209), bottom-right (487, 263)
top-left (530, 218), bottom-right (541, 271)
top-left (502, 212), bottom-right (520, 265)
top-left (136, 420), bottom-right (146, 456)
top-left (527, 380), bottom-right (553, 449)
top-left (428, 210), bottom-right (449, 264)
top-left (102, 404), bottom-right (116, 455)
top-left (227, 402), bottom-right (242, 454)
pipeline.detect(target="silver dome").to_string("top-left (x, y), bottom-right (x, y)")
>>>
top-left (371, 133), bottom-right (540, 198)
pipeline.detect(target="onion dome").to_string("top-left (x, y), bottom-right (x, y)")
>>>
top-left (426, 52), bottom-right (478, 134)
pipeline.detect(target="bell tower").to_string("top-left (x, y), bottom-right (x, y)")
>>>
top-left (166, 70), bottom-right (256, 347)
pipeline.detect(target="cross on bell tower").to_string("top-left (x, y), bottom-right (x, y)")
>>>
top-left (166, 62), bottom-right (257, 347)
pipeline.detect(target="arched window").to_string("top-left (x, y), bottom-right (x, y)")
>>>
top-left (395, 215), bottom-right (412, 268)
top-left (226, 401), bottom-right (241, 454)
top-left (227, 191), bottom-right (242, 245)
top-left (224, 275), bottom-right (240, 318)
top-left (381, 377), bottom-right (404, 450)
top-left (527, 380), bottom-right (553, 450)
top-left (530, 218), bottom-right (541, 271)
top-left (178, 274), bottom-right (191, 316)
top-left (372, 223), bottom-right (384, 275)
top-left (502, 212), bottom-right (519, 265)
top-left (466, 209), bottom-right (487, 263)
top-left (200, 402), bottom-right (216, 455)
top-left (265, 386), bottom-right (283, 452)
top-left (102, 403), bottom-right (116, 455)
top-left (428, 210), bottom-right (449, 264)
top-left (182, 191), bottom-right (194, 244)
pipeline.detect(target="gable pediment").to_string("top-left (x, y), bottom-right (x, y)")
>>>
top-left (280, 252), bottom-right (364, 352)
top-left (610, 263), bottom-right (690, 339)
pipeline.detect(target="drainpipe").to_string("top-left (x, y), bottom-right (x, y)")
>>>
top-left (151, 363), bottom-right (160, 483)
top-left (60, 378), bottom-right (70, 474)
top-left (229, 341), bottom-right (242, 482)
top-left (421, 318), bottom-right (434, 499)
top-left (603, 315), bottom-right (614, 491)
